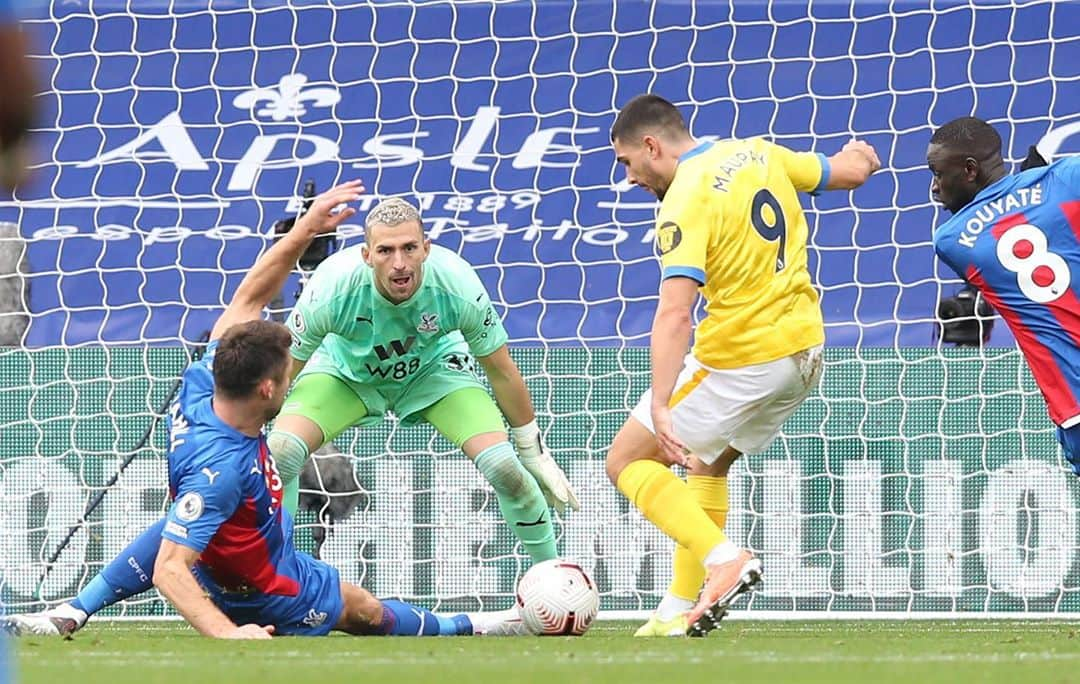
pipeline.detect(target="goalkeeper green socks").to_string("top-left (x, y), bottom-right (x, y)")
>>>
top-left (268, 428), bottom-right (311, 516)
top-left (269, 429), bottom-right (559, 562)
top-left (474, 442), bottom-right (558, 562)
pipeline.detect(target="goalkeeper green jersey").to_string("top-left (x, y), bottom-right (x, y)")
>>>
top-left (286, 244), bottom-right (508, 386)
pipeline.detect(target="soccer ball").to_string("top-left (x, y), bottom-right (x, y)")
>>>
top-left (515, 559), bottom-right (600, 636)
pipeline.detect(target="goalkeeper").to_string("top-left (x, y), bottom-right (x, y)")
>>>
top-left (2, 196), bottom-right (575, 638)
top-left (271, 196), bottom-right (578, 562)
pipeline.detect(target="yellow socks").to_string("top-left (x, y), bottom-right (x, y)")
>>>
top-left (669, 476), bottom-right (729, 600)
top-left (616, 460), bottom-right (726, 562)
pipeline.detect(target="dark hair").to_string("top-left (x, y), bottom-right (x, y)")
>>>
top-left (610, 94), bottom-right (689, 143)
top-left (930, 116), bottom-right (1002, 161)
top-left (213, 320), bottom-right (292, 399)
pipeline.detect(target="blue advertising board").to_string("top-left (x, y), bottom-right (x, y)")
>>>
top-left (7, 0), bottom-right (1080, 348)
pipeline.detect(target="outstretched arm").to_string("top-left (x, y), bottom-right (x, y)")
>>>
top-left (825, 140), bottom-right (881, 190)
top-left (153, 539), bottom-right (273, 639)
top-left (210, 180), bottom-right (365, 341)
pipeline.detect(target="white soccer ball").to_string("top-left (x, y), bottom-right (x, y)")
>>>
top-left (515, 559), bottom-right (600, 636)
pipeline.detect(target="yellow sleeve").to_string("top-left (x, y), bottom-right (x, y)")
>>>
top-left (655, 175), bottom-right (710, 285)
top-left (766, 140), bottom-right (830, 195)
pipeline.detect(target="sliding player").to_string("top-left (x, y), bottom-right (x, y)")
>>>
top-left (3, 195), bottom-right (569, 637)
top-left (2, 183), bottom-right (524, 638)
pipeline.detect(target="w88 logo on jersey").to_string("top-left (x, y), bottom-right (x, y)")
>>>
top-left (996, 224), bottom-right (1071, 303)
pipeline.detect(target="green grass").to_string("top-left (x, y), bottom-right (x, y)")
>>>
top-left (13, 620), bottom-right (1080, 684)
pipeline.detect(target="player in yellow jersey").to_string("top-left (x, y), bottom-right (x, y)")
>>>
top-left (606, 94), bottom-right (880, 637)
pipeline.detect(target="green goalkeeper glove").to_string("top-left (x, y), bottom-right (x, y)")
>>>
top-left (510, 420), bottom-right (581, 515)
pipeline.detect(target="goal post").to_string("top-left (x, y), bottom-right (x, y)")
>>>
top-left (2, 0), bottom-right (1079, 618)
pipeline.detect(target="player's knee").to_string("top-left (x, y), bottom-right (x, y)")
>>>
top-left (605, 417), bottom-right (658, 485)
top-left (491, 450), bottom-right (530, 498)
top-left (475, 442), bottom-right (534, 499)
top-left (336, 583), bottom-right (383, 635)
top-left (267, 429), bottom-right (312, 484)
top-left (605, 448), bottom-right (633, 485)
top-left (500, 466), bottom-right (530, 498)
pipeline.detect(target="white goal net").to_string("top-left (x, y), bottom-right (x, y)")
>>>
top-left (2, 0), bottom-right (1079, 618)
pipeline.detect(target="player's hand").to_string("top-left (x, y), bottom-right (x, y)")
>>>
top-left (293, 179), bottom-right (366, 237)
top-left (650, 404), bottom-right (690, 468)
top-left (511, 421), bottom-right (581, 514)
top-left (842, 139), bottom-right (881, 174)
top-left (223, 623), bottom-right (275, 639)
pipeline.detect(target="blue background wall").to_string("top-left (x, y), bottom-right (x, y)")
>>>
top-left (8, 0), bottom-right (1080, 348)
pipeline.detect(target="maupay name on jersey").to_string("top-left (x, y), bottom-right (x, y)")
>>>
top-left (710, 149), bottom-right (767, 193)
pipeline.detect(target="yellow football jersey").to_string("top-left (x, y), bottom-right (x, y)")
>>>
top-left (655, 137), bottom-right (828, 369)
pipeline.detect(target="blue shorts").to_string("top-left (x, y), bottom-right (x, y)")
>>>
top-left (194, 552), bottom-right (344, 636)
top-left (1057, 424), bottom-right (1080, 476)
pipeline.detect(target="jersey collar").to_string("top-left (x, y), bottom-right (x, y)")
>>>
top-left (678, 139), bottom-right (713, 164)
top-left (207, 398), bottom-right (260, 441)
top-left (967, 173), bottom-right (1012, 208)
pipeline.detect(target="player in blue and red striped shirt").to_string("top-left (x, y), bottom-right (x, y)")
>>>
top-left (3, 181), bottom-right (520, 639)
top-left (930, 116), bottom-right (1080, 469)
top-left (141, 180), bottom-right (491, 638)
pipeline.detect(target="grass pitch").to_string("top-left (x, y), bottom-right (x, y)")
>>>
top-left (13, 620), bottom-right (1080, 684)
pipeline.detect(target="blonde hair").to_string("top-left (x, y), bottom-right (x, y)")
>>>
top-left (364, 197), bottom-right (422, 231)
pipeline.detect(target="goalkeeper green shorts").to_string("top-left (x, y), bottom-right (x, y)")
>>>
top-left (282, 350), bottom-right (505, 447)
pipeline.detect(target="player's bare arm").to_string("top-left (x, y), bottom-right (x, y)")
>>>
top-left (649, 275), bottom-right (698, 466)
top-left (825, 139), bottom-right (881, 190)
top-left (152, 539), bottom-right (273, 640)
top-left (478, 345), bottom-right (535, 427)
top-left (478, 345), bottom-right (580, 513)
top-left (210, 180), bottom-right (366, 341)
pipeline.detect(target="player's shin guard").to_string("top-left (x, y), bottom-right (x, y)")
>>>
top-left (71, 517), bottom-right (166, 615)
top-left (267, 429), bottom-right (311, 516)
top-left (474, 442), bottom-right (558, 562)
top-left (377, 600), bottom-right (470, 636)
top-left (616, 460), bottom-right (726, 562)
top-left (669, 475), bottom-right (730, 609)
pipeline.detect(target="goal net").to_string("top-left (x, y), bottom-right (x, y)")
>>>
top-left (2, 0), bottom-right (1079, 618)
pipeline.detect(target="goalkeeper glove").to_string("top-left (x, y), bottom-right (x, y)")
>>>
top-left (510, 420), bottom-right (581, 515)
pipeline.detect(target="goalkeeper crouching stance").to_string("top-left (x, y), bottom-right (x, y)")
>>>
top-left (1, 189), bottom-right (546, 638)
top-left (271, 195), bottom-right (578, 557)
